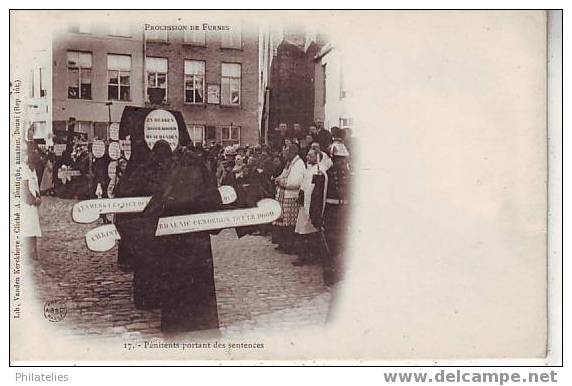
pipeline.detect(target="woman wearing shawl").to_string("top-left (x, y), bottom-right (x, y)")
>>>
top-left (272, 144), bottom-right (305, 253)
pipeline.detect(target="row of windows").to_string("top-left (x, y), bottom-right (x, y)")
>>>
top-left (74, 120), bottom-right (241, 146)
top-left (145, 28), bottom-right (242, 49)
top-left (67, 51), bottom-right (242, 106)
top-left (69, 23), bottom-right (242, 49)
top-left (188, 125), bottom-right (240, 146)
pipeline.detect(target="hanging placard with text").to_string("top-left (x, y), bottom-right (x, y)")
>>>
top-left (108, 141), bottom-right (121, 160)
top-left (143, 109), bottom-right (179, 151)
top-left (92, 140), bottom-right (105, 158)
top-left (54, 143), bottom-right (67, 156)
top-left (108, 161), bottom-right (118, 179)
top-left (109, 123), bottom-right (120, 141)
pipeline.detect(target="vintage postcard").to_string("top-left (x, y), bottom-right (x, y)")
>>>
top-left (9, 10), bottom-right (554, 363)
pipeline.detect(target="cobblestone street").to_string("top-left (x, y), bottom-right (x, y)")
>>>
top-left (32, 197), bottom-right (331, 340)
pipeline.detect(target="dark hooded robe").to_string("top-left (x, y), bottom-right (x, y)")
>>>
top-left (115, 140), bottom-right (174, 309)
top-left (114, 106), bottom-right (190, 273)
top-left (147, 150), bottom-right (222, 332)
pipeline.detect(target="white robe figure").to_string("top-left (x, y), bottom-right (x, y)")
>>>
top-left (295, 163), bottom-right (328, 235)
top-left (22, 163), bottom-right (42, 237)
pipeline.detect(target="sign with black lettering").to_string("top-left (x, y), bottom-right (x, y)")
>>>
top-left (143, 109), bottom-right (179, 151)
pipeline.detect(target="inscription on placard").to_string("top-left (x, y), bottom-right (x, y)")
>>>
top-left (108, 161), bottom-right (118, 179)
top-left (143, 109), bottom-right (179, 151)
top-left (109, 123), bottom-right (120, 141)
top-left (92, 140), bottom-right (105, 158)
top-left (108, 141), bottom-right (121, 160)
top-left (54, 143), bottom-right (66, 156)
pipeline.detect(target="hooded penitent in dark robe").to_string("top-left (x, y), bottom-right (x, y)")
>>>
top-left (146, 150), bottom-right (222, 332)
top-left (115, 140), bottom-right (174, 309)
top-left (114, 106), bottom-right (191, 272)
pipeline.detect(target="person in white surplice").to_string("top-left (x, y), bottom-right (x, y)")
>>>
top-left (293, 149), bottom-right (328, 266)
top-left (22, 141), bottom-right (43, 260)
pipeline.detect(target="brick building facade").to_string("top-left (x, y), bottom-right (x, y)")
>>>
top-left (52, 21), bottom-right (264, 147)
top-left (266, 32), bottom-right (326, 143)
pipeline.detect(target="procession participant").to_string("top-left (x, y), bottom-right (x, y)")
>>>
top-left (22, 142), bottom-right (42, 261)
top-left (152, 147), bottom-right (224, 333)
top-left (293, 149), bottom-right (328, 266)
top-left (235, 154), bottom-right (267, 237)
top-left (40, 151), bottom-right (55, 196)
top-left (115, 140), bottom-right (174, 308)
top-left (93, 149), bottom-right (110, 198)
top-left (271, 122), bottom-right (290, 152)
top-left (107, 158), bottom-right (127, 199)
top-left (330, 127), bottom-right (351, 160)
top-left (308, 125), bottom-right (319, 143)
top-left (114, 102), bottom-right (191, 275)
top-left (233, 154), bottom-right (247, 184)
top-left (342, 127), bottom-right (354, 156)
top-left (292, 123), bottom-right (307, 142)
top-left (218, 146), bottom-right (236, 185)
top-left (283, 137), bottom-right (293, 149)
top-left (316, 121), bottom-right (333, 154)
top-left (310, 141), bottom-right (333, 172)
top-left (322, 136), bottom-right (352, 287)
top-left (73, 144), bottom-right (91, 199)
top-left (257, 145), bottom-right (274, 197)
top-left (298, 137), bottom-right (310, 162)
top-left (220, 159), bottom-right (237, 187)
top-left (272, 143), bottom-right (305, 253)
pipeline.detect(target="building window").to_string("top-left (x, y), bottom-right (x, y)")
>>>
top-left (93, 123), bottom-right (109, 140)
top-left (187, 125), bottom-right (205, 146)
top-left (221, 126), bottom-right (240, 146)
top-left (30, 67), bottom-right (47, 98)
top-left (221, 63), bottom-right (241, 106)
top-left (221, 25), bottom-right (242, 49)
top-left (32, 121), bottom-right (48, 138)
top-left (184, 30), bottom-right (206, 46)
top-left (67, 51), bottom-right (92, 99)
top-left (76, 121), bottom-right (93, 140)
top-left (206, 126), bottom-right (217, 142)
top-left (339, 66), bottom-right (351, 99)
top-left (184, 60), bottom-right (205, 104)
top-left (146, 57), bottom-right (168, 104)
top-left (339, 117), bottom-right (353, 129)
top-left (109, 25), bottom-right (132, 37)
top-left (145, 29), bottom-right (168, 42)
top-left (107, 54), bottom-right (131, 101)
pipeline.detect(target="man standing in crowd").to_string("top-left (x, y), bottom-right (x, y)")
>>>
top-left (293, 149), bottom-right (328, 266)
top-left (308, 124), bottom-right (319, 143)
top-left (315, 120), bottom-right (332, 153)
top-left (292, 123), bottom-right (307, 142)
top-left (298, 136), bottom-right (310, 162)
top-left (272, 143), bottom-right (306, 254)
top-left (310, 141), bottom-right (333, 172)
top-left (93, 146), bottom-right (110, 198)
top-left (271, 123), bottom-right (290, 152)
